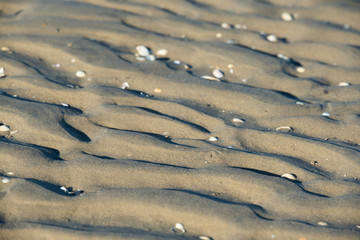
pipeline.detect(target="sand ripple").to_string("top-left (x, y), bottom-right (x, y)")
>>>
top-left (1, 0), bottom-right (360, 239)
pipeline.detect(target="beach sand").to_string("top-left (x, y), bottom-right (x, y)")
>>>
top-left (1, 0), bottom-right (360, 239)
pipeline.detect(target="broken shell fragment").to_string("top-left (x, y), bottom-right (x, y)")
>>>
top-left (75, 70), bottom-right (86, 78)
top-left (0, 124), bottom-right (10, 132)
top-left (0, 67), bottom-right (5, 77)
top-left (121, 82), bottom-right (130, 90)
top-left (221, 22), bottom-right (231, 29)
top-left (317, 221), bottom-right (328, 226)
top-left (2, 178), bottom-right (11, 183)
top-left (276, 126), bottom-right (293, 132)
top-left (266, 34), bottom-right (278, 42)
top-left (208, 136), bottom-right (218, 142)
top-left (201, 76), bottom-right (220, 81)
top-left (281, 173), bottom-right (297, 180)
top-left (322, 112), bottom-right (331, 117)
top-left (338, 82), bottom-right (350, 87)
top-left (154, 88), bottom-right (162, 93)
top-left (136, 45), bottom-right (151, 57)
top-left (281, 12), bottom-right (294, 21)
top-left (232, 118), bottom-right (245, 123)
top-left (212, 69), bottom-right (225, 79)
top-left (60, 186), bottom-right (84, 196)
top-left (296, 66), bottom-right (305, 73)
top-left (156, 49), bottom-right (168, 56)
top-left (145, 55), bottom-right (156, 61)
top-left (171, 223), bottom-right (186, 234)
top-left (199, 236), bottom-right (212, 240)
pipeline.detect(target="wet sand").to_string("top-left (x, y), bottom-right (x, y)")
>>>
top-left (1, 0), bottom-right (360, 239)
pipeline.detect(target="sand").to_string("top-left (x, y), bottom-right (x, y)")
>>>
top-left (1, 0), bottom-right (360, 239)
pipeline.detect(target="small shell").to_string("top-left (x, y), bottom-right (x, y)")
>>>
top-left (75, 70), bottom-right (86, 78)
top-left (0, 125), bottom-right (10, 132)
top-left (212, 69), bottom-right (224, 79)
top-left (281, 12), bottom-right (294, 21)
top-left (7, 172), bottom-right (14, 175)
top-left (173, 60), bottom-right (181, 65)
top-left (296, 101), bottom-right (305, 105)
top-left (208, 136), bottom-right (218, 142)
top-left (322, 112), bottom-right (330, 117)
top-left (276, 126), bottom-right (293, 132)
top-left (356, 225), bottom-right (360, 229)
top-left (232, 118), bottom-right (245, 123)
top-left (317, 221), bottom-right (328, 226)
top-left (338, 82), bottom-right (350, 87)
top-left (146, 55), bottom-right (156, 61)
top-left (266, 34), bottom-right (278, 42)
top-left (216, 33), bottom-right (222, 38)
top-left (221, 22), bottom-right (231, 29)
top-left (2, 178), bottom-right (11, 183)
top-left (296, 66), bottom-right (305, 73)
top-left (121, 82), bottom-right (130, 90)
top-left (171, 223), bottom-right (186, 234)
top-left (61, 103), bottom-right (69, 107)
top-left (60, 186), bottom-right (68, 193)
top-left (199, 236), bottom-right (212, 240)
top-left (201, 76), bottom-right (220, 81)
top-left (156, 49), bottom-right (168, 56)
top-left (154, 88), bottom-right (162, 93)
top-left (136, 45), bottom-right (151, 57)
top-left (0, 67), bottom-right (6, 77)
top-left (281, 173), bottom-right (297, 180)
top-left (277, 53), bottom-right (289, 61)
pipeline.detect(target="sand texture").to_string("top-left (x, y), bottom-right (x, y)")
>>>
top-left (1, 0), bottom-right (360, 239)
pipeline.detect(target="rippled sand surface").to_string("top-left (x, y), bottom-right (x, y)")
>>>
top-left (1, 0), bottom-right (360, 239)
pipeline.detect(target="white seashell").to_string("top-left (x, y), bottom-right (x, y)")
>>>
top-left (146, 55), bottom-right (156, 61)
top-left (317, 221), bottom-right (328, 226)
top-left (266, 34), bottom-right (278, 42)
top-left (281, 173), bottom-right (297, 180)
top-left (227, 64), bottom-right (233, 69)
top-left (70, 58), bottom-right (76, 63)
top-left (232, 118), bottom-right (245, 123)
top-left (322, 112), bottom-right (330, 117)
top-left (199, 236), bottom-right (212, 240)
top-left (281, 12), bottom-right (294, 21)
top-left (136, 56), bottom-right (146, 61)
top-left (52, 63), bottom-right (61, 68)
top-left (296, 66), bottom-right (305, 73)
top-left (212, 69), bottom-right (224, 79)
top-left (208, 136), bottom-right (218, 142)
top-left (136, 45), bottom-right (151, 57)
top-left (338, 82), bottom-right (350, 87)
top-left (0, 67), bottom-right (5, 77)
top-left (154, 88), bottom-right (162, 93)
top-left (201, 75), bottom-right (220, 81)
top-left (356, 225), bottom-right (360, 229)
top-left (221, 22), bottom-right (231, 29)
top-left (60, 186), bottom-right (68, 193)
top-left (10, 130), bottom-right (18, 135)
top-left (7, 172), bottom-right (14, 175)
top-left (234, 24), bottom-right (242, 29)
top-left (156, 49), bottom-right (168, 56)
top-left (2, 178), bottom-right (10, 183)
top-left (173, 60), bottom-right (181, 65)
top-left (121, 82), bottom-right (130, 90)
top-left (229, 68), bottom-right (234, 74)
top-left (61, 103), bottom-right (69, 107)
top-left (276, 126), bottom-right (293, 132)
top-left (75, 70), bottom-right (86, 78)
top-left (296, 101), bottom-right (304, 105)
top-left (216, 33), bottom-right (222, 38)
top-left (277, 53), bottom-right (289, 61)
top-left (0, 125), bottom-right (10, 132)
top-left (171, 223), bottom-right (186, 234)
